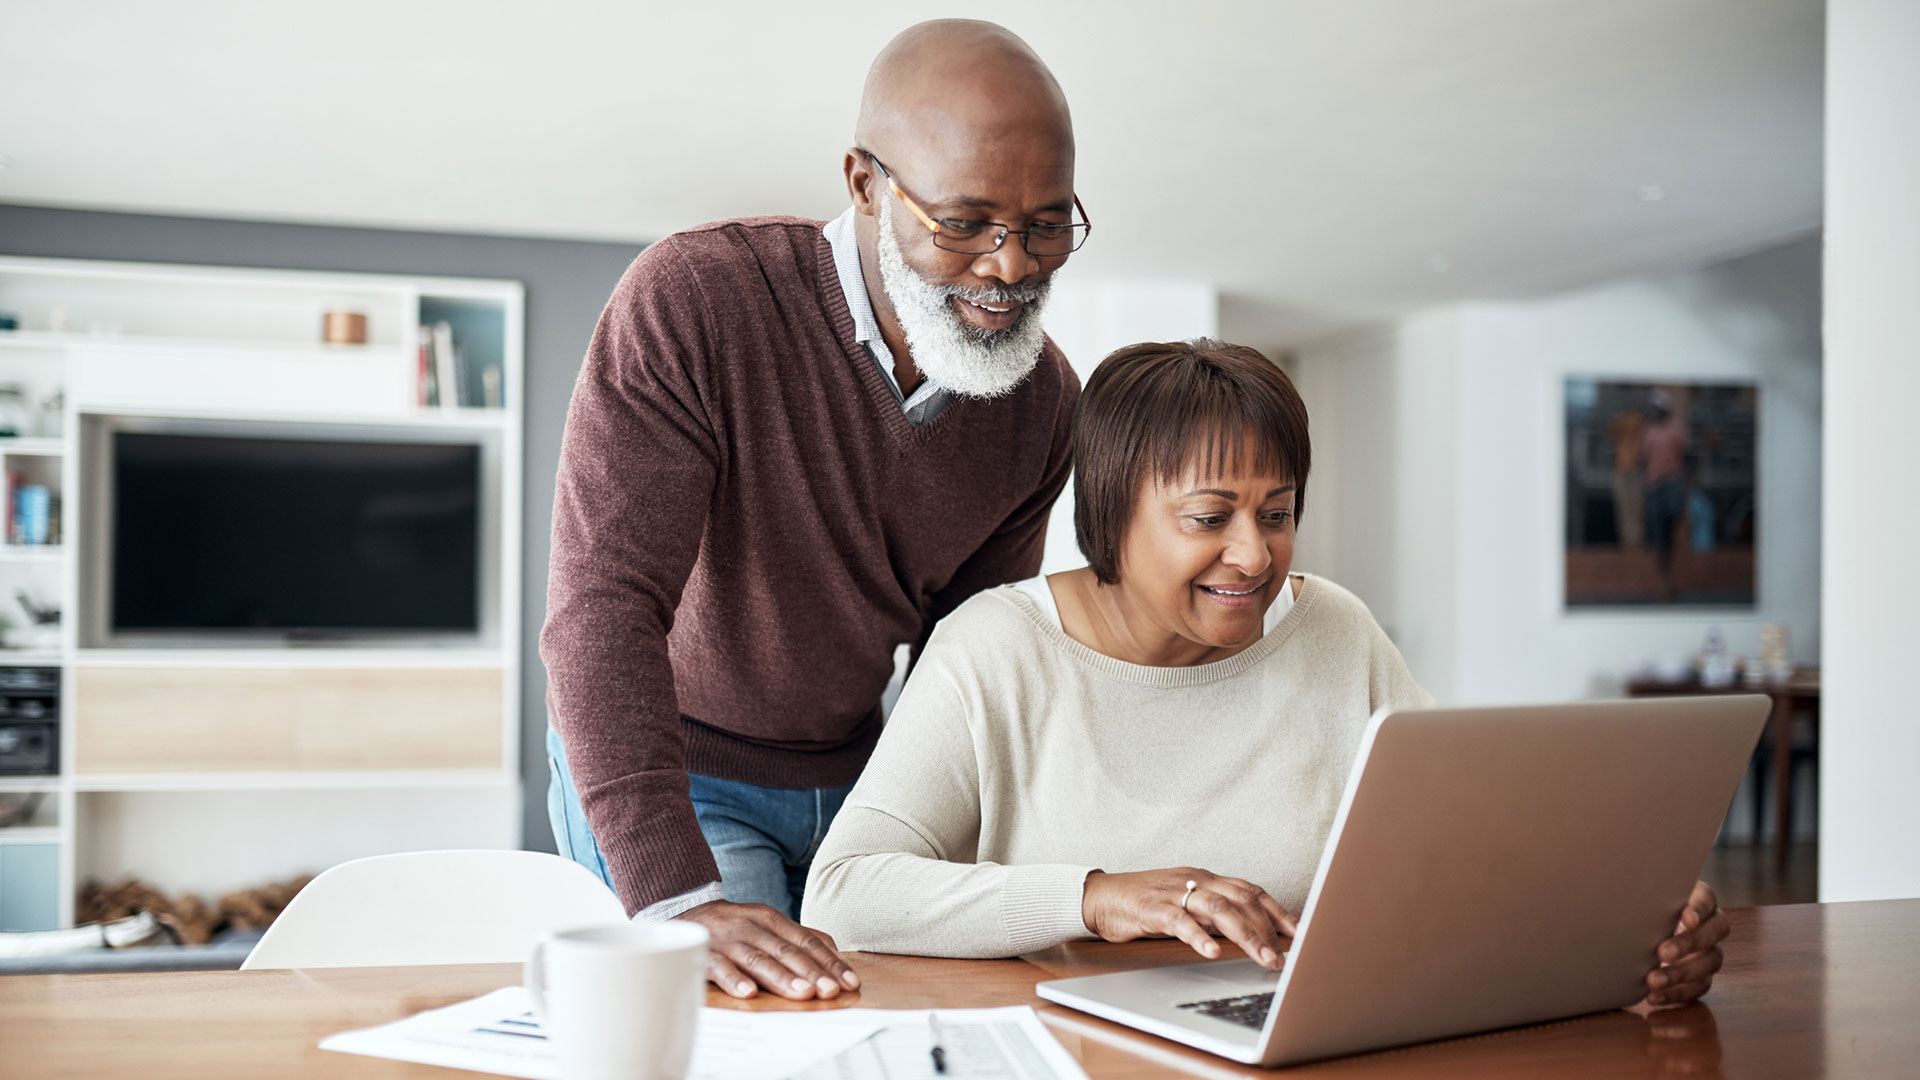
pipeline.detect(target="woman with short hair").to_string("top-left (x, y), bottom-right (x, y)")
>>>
top-left (802, 340), bottom-right (1726, 1008)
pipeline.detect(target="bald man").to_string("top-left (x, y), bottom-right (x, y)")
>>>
top-left (540, 20), bottom-right (1086, 999)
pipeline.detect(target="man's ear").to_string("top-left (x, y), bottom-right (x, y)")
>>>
top-left (844, 148), bottom-right (880, 216)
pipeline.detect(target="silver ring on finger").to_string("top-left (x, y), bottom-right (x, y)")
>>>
top-left (1181, 879), bottom-right (1198, 912)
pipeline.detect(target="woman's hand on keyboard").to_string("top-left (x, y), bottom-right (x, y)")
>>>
top-left (1081, 867), bottom-right (1295, 971)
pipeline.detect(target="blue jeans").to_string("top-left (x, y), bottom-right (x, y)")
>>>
top-left (545, 726), bottom-right (853, 920)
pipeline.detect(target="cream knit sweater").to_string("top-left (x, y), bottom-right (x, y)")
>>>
top-left (801, 574), bottom-right (1433, 959)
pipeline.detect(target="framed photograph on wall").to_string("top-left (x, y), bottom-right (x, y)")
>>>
top-left (1564, 378), bottom-right (1757, 608)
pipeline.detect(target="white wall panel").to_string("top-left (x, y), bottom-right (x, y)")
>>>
top-left (1820, 0), bottom-right (1920, 902)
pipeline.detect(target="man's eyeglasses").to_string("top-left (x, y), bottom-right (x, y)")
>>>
top-left (863, 151), bottom-right (1092, 257)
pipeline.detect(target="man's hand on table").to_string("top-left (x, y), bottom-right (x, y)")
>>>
top-left (1645, 880), bottom-right (1728, 1007)
top-left (1082, 868), bottom-right (1296, 972)
top-left (676, 900), bottom-right (861, 1000)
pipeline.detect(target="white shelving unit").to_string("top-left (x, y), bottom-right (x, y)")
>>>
top-left (0, 827), bottom-right (60, 845)
top-left (0, 255), bottom-right (525, 930)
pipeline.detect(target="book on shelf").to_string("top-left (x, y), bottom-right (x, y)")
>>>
top-left (432, 321), bottom-right (460, 410)
top-left (416, 321), bottom-right (505, 410)
top-left (416, 325), bottom-right (437, 409)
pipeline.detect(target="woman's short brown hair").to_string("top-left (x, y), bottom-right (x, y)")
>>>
top-left (1072, 339), bottom-right (1310, 585)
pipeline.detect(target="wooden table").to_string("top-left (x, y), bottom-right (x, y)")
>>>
top-left (1627, 671), bottom-right (1821, 873)
top-left (5, 900), bottom-right (1916, 1078)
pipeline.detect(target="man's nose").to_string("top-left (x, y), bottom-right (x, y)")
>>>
top-left (970, 234), bottom-right (1041, 285)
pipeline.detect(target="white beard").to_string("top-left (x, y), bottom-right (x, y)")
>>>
top-left (874, 197), bottom-right (1053, 400)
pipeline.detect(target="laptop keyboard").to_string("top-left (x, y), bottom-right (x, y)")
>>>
top-left (1175, 991), bottom-right (1275, 1030)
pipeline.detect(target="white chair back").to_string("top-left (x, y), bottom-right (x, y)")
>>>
top-left (241, 850), bottom-right (628, 970)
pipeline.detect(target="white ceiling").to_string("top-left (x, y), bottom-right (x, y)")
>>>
top-left (0, 0), bottom-right (1824, 345)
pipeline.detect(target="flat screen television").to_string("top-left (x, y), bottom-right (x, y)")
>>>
top-left (110, 431), bottom-right (481, 637)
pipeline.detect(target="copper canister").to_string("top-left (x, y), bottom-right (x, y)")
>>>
top-left (322, 310), bottom-right (368, 344)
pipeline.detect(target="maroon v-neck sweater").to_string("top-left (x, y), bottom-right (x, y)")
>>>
top-left (541, 217), bottom-right (1079, 914)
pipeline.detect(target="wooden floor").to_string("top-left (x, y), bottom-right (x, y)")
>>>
top-left (1702, 842), bottom-right (1817, 907)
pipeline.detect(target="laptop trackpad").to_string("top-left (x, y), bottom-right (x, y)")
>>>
top-left (1144, 958), bottom-right (1282, 1004)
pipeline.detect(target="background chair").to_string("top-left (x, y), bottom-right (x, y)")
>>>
top-left (241, 850), bottom-right (627, 970)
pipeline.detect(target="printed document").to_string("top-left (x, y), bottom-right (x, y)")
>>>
top-left (321, 988), bottom-right (1087, 1080)
top-left (792, 1006), bottom-right (1087, 1079)
top-left (320, 987), bottom-right (879, 1080)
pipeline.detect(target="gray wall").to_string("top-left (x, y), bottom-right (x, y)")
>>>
top-left (0, 202), bottom-right (647, 852)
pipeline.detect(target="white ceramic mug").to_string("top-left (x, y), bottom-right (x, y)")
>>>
top-left (524, 922), bottom-right (710, 1080)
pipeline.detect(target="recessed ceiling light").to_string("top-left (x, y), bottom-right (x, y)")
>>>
top-left (1426, 254), bottom-right (1451, 273)
top-left (1638, 184), bottom-right (1667, 203)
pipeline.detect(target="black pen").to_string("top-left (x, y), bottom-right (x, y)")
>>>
top-left (929, 1012), bottom-right (947, 1074)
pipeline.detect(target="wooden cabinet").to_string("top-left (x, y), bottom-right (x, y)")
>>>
top-left (73, 666), bottom-right (505, 774)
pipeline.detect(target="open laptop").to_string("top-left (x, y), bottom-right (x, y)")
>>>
top-left (1036, 696), bottom-right (1768, 1067)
